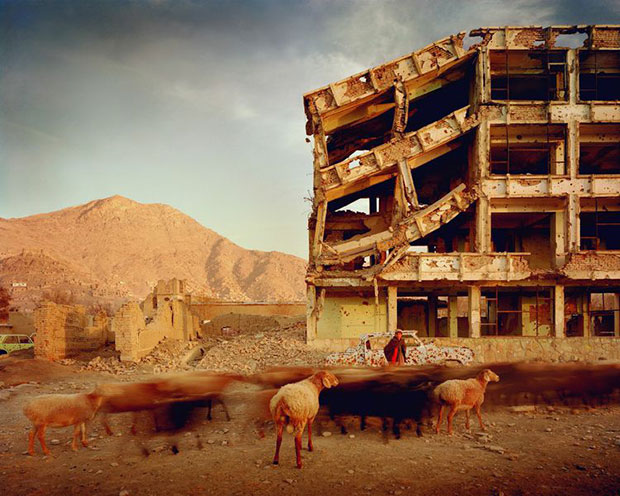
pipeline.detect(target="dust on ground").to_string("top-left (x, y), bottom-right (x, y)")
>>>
top-left (1, 322), bottom-right (619, 496)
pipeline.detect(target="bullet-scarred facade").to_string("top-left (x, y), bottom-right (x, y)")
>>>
top-left (304, 26), bottom-right (620, 358)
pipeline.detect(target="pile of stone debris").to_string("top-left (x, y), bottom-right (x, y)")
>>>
top-left (59, 355), bottom-right (139, 376)
top-left (59, 320), bottom-right (326, 376)
top-left (196, 321), bottom-right (326, 374)
top-left (139, 338), bottom-right (202, 374)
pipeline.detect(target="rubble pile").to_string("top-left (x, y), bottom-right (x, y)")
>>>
top-left (139, 338), bottom-right (200, 373)
top-left (59, 356), bottom-right (138, 376)
top-left (197, 321), bottom-right (325, 373)
top-left (56, 320), bottom-right (325, 376)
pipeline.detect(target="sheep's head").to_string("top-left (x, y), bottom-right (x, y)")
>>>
top-left (86, 393), bottom-right (105, 411)
top-left (480, 369), bottom-right (500, 383)
top-left (313, 370), bottom-right (339, 389)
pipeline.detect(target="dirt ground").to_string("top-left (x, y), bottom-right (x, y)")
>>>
top-left (0, 357), bottom-right (619, 496)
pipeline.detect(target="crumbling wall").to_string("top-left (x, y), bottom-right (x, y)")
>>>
top-left (113, 297), bottom-right (200, 362)
top-left (316, 293), bottom-right (387, 340)
top-left (305, 335), bottom-right (620, 362)
top-left (113, 302), bottom-right (149, 362)
top-left (34, 302), bottom-right (107, 360)
top-left (191, 302), bottom-right (306, 320)
top-left (142, 278), bottom-right (190, 318)
top-left (429, 337), bottom-right (620, 363)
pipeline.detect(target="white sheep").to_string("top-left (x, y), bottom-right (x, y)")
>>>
top-left (269, 370), bottom-right (339, 468)
top-left (434, 368), bottom-right (499, 435)
top-left (23, 392), bottom-right (104, 456)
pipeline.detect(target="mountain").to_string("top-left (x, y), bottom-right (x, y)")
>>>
top-left (0, 196), bottom-right (307, 310)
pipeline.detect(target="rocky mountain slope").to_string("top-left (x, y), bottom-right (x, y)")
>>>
top-left (0, 196), bottom-right (306, 310)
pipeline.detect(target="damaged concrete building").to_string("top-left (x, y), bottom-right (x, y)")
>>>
top-left (304, 25), bottom-right (620, 361)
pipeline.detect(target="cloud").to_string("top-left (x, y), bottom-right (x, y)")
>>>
top-left (162, 81), bottom-right (258, 120)
top-left (1, 0), bottom-right (619, 257)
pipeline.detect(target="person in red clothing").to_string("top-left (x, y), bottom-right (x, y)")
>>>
top-left (383, 330), bottom-right (407, 365)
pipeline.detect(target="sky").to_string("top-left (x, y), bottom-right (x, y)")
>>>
top-left (1, 0), bottom-right (619, 258)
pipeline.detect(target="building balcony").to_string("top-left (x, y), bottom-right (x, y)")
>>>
top-left (562, 251), bottom-right (620, 280)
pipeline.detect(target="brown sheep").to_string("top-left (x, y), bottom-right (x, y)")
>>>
top-left (23, 392), bottom-right (104, 456)
top-left (270, 370), bottom-right (339, 468)
top-left (434, 368), bottom-right (499, 435)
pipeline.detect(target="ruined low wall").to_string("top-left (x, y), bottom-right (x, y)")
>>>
top-left (306, 336), bottom-right (620, 363)
top-left (34, 303), bottom-right (108, 360)
top-left (191, 302), bottom-right (305, 321)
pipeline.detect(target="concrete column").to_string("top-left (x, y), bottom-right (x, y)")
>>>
top-left (468, 286), bottom-right (481, 338)
top-left (428, 295), bottom-right (437, 337)
top-left (306, 285), bottom-right (317, 342)
top-left (553, 210), bottom-right (567, 268)
top-left (554, 285), bottom-right (565, 338)
top-left (481, 48), bottom-right (491, 104)
top-left (614, 293), bottom-right (620, 338)
top-left (566, 120), bottom-right (579, 179)
top-left (552, 140), bottom-right (566, 175)
top-left (448, 296), bottom-right (458, 338)
top-left (475, 197), bottom-right (491, 253)
top-left (567, 194), bottom-right (580, 253)
top-left (581, 293), bottom-right (591, 338)
top-left (567, 50), bottom-right (578, 105)
top-left (387, 286), bottom-right (398, 332)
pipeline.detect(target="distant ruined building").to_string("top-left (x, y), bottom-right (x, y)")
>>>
top-left (35, 278), bottom-right (200, 361)
top-left (113, 278), bottom-right (199, 361)
top-left (304, 25), bottom-right (620, 361)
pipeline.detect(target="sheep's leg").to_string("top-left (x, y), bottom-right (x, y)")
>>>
top-left (218, 398), bottom-right (232, 421)
top-left (294, 431), bottom-right (303, 469)
top-left (435, 405), bottom-right (444, 434)
top-left (37, 425), bottom-right (51, 456)
top-left (27, 427), bottom-right (36, 456)
top-left (415, 414), bottom-right (423, 437)
top-left (360, 416), bottom-right (367, 431)
top-left (465, 410), bottom-right (471, 430)
top-left (80, 423), bottom-right (88, 447)
top-left (206, 399), bottom-right (213, 421)
top-left (338, 417), bottom-right (348, 435)
top-left (101, 414), bottom-right (114, 436)
top-left (392, 418), bottom-right (401, 440)
top-left (71, 424), bottom-right (80, 451)
top-left (307, 417), bottom-right (315, 452)
top-left (272, 422), bottom-right (283, 465)
top-left (475, 404), bottom-right (485, 431)
top-left (447, 407), bottom-right (457, 435)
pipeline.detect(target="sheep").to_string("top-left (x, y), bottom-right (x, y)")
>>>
top-left (94, 381), bottom-right (173, 436)
top-left (434, 368), bottom-right (499, 435)
top-left (269, 370), bottom-right (339, 468)
top-left (154, 372), bottom-right (243, 422)
top-left (247, 366), bottom-right (316, 389)
top-left (95, 372), bottom-right (241, 436)
top-left (23, 392), bottom-right (103, 456)
top-left (320, 371), bottom-right (435, 440)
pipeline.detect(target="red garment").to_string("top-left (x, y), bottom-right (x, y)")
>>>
top-left (391, 348), bottom-right (398, 363)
